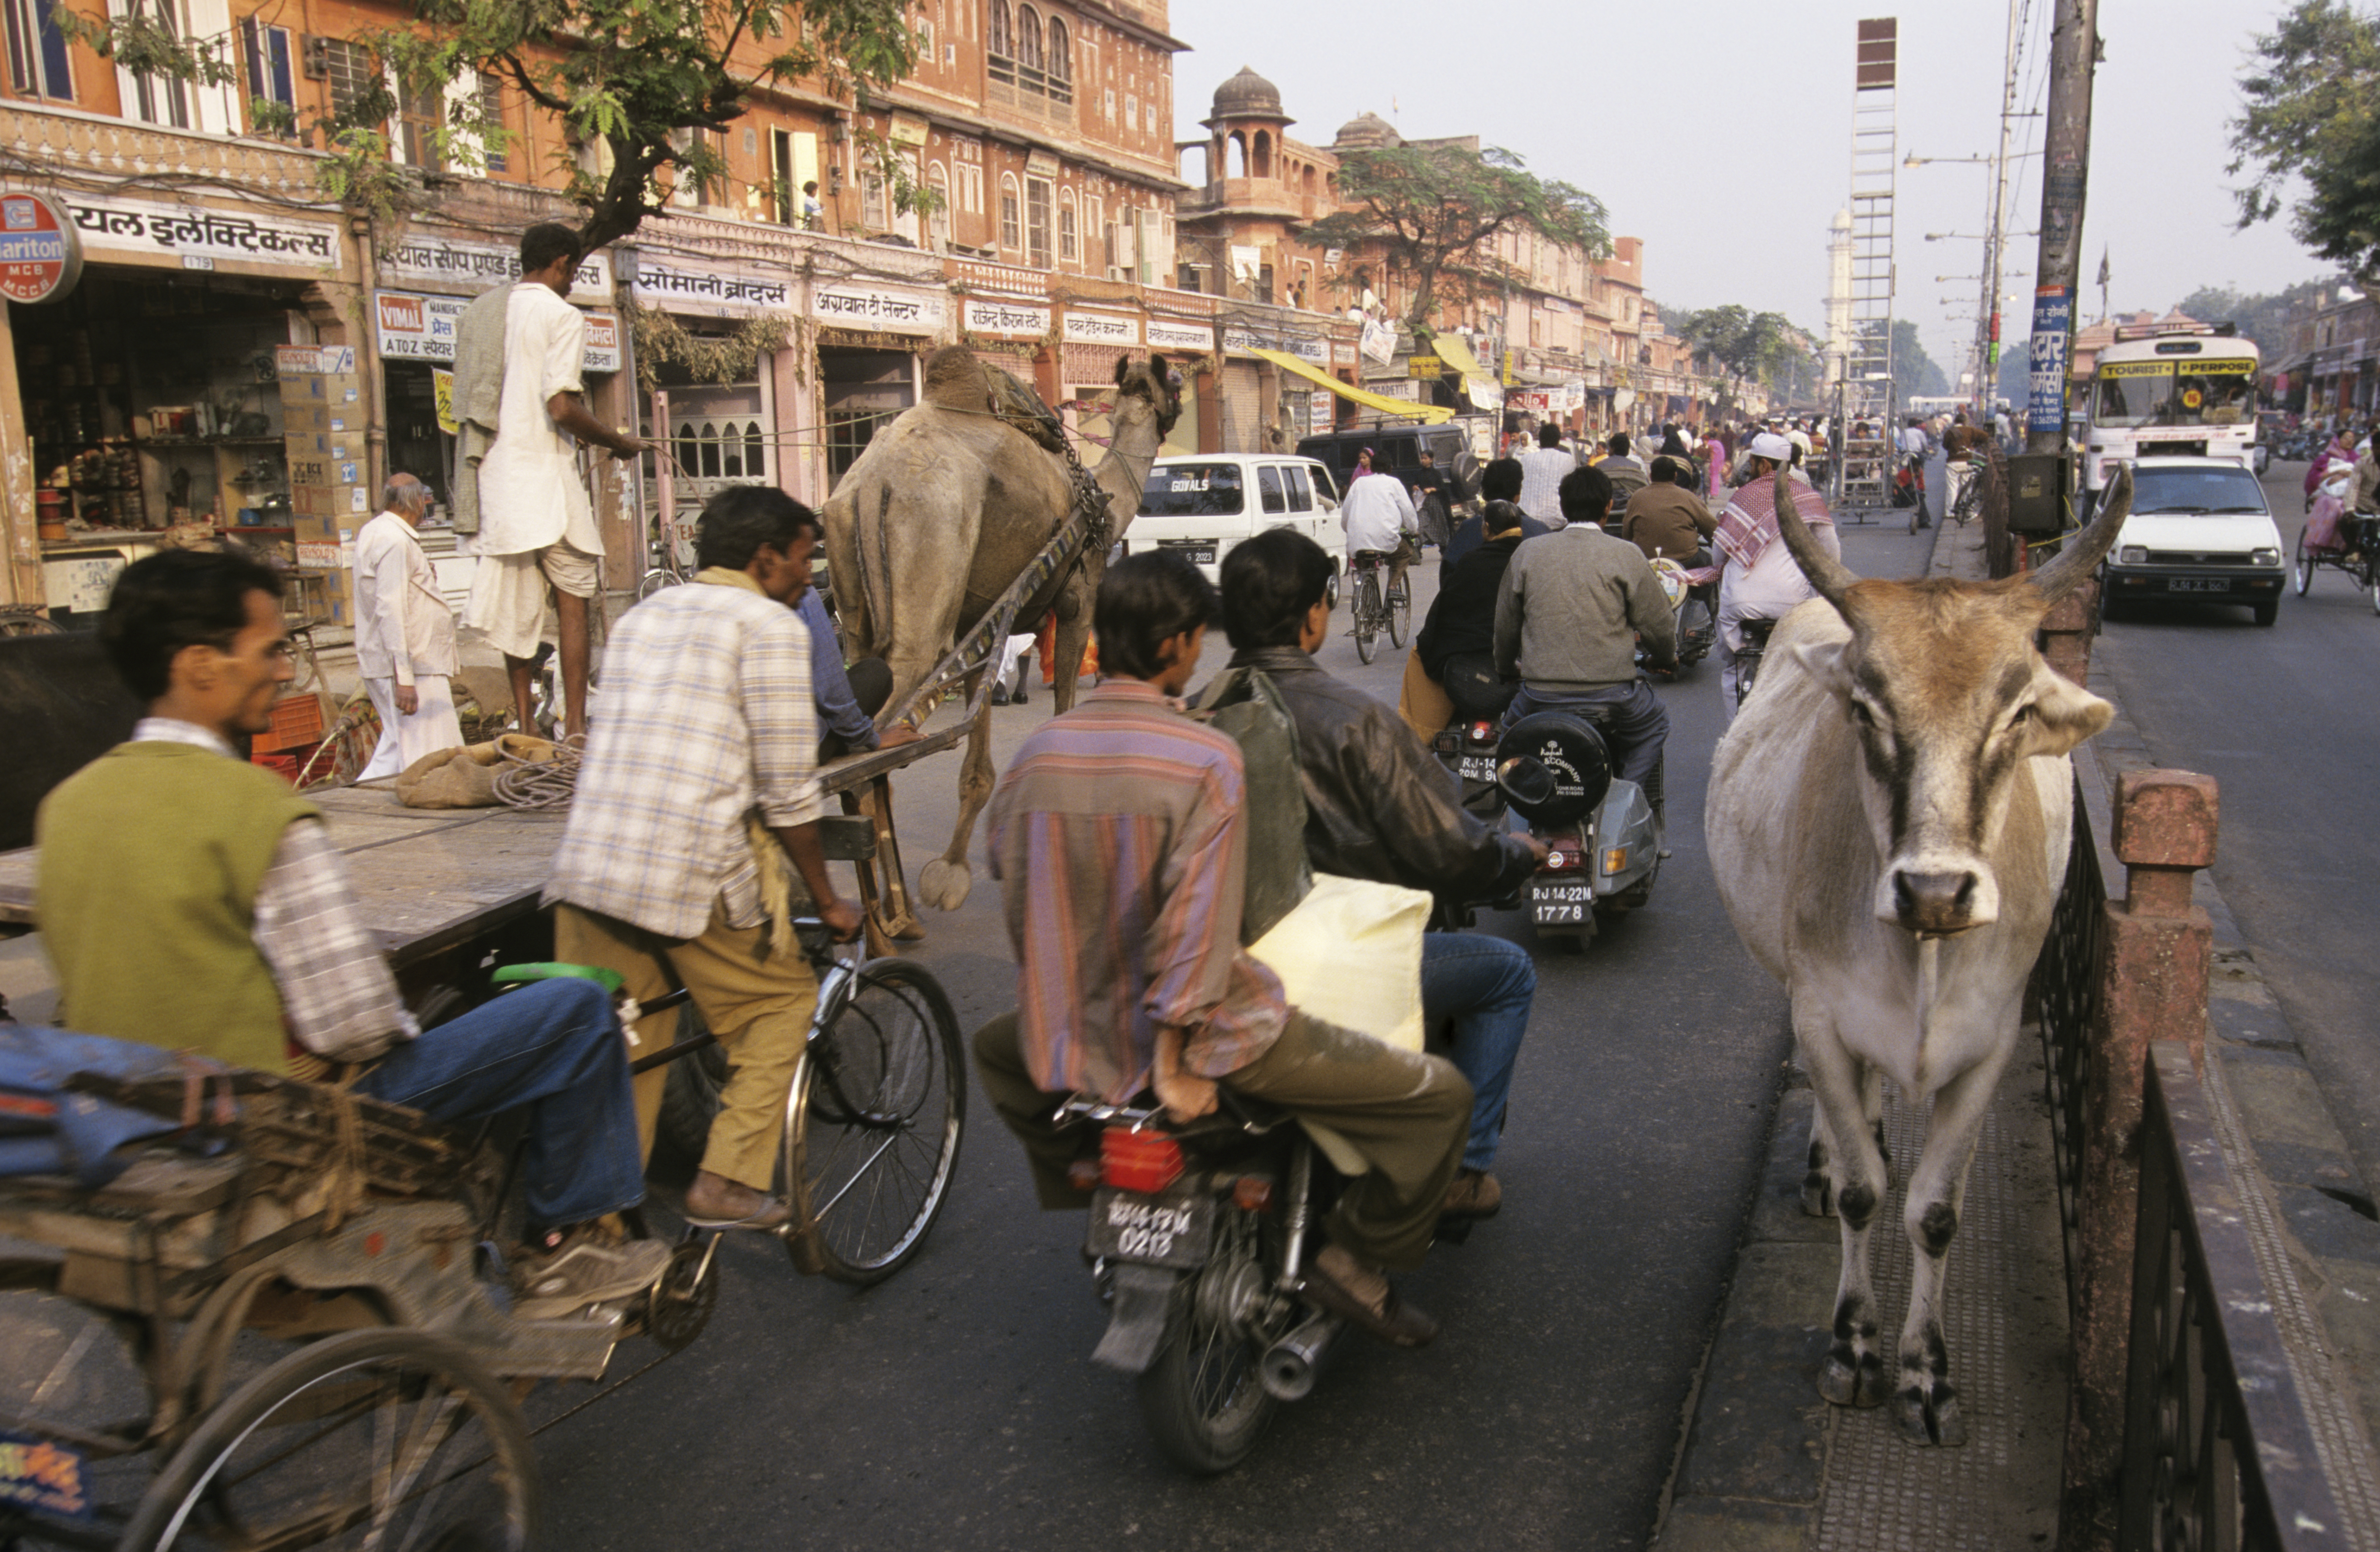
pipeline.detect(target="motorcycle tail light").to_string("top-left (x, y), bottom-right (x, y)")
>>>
top-left (1542, 850), bottom-right (1567, 870)
top-left (1101, 1127), bottom-right (1185, 1194)
top-left (1603, 846), bottom-right (1629, 875)
top-left (1232, 1175), bottom-right (1274, 1212)
top-left (1469, 721), bottom-right (1496, 743)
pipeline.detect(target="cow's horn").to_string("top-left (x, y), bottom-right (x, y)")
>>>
top-left (2030, 464), bottom-right (2133, 605)
top-left (1773, 467), bottom-right (1858, 609)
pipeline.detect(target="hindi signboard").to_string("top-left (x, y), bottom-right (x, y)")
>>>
top-left (962, 297), bottom-right (1051, 337)
top-left (60, 192), bottom-right (338, 273)
top-left (380, 234), bottom-right (611, 303)
top-left (812, 280), bottom-right (947, 335)
top-left (1063, 310), bottom-right (1141, 346)
top-left (1144, 318), bottom-right (1216, 352)
top-left (633, 256), bottom-right (793, 318)
top-left (375, 290), bottom-right (621, 372)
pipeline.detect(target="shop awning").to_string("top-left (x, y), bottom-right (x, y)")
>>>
top-left (1252, 349), bottom-right (1454, 423)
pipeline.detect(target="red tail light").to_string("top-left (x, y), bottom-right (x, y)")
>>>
top-left (1469, 721), bottom-right (1496, 743)
top-left (1101, 1127), bottom-right (1185, 1193)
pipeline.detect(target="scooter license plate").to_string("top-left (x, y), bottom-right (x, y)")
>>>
top-left (1086, 1187), bottom-right (1214, 1269)
top-left (1458, 755), bottom-right (1497, 782)
top-left (1532, 882), bottom-right (1592, 925)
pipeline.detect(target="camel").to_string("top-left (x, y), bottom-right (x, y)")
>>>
top-left (821, 347), bottom-right (1183, 916)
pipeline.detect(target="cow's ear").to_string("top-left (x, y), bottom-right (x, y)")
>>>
top-left (1789, 638), bottom-right (1854, 698)
top-left (2012, 665), bottom-right (2113, 759)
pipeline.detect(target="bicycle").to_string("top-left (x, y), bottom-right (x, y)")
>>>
top-left (635, 902), bottom-right (968, 1285)
top-left (1945, 459), bottom-right (1983, 527)
top-left (1348, 546), bottom-right (1412, 665)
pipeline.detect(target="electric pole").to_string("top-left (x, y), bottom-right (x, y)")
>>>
top-left (2023, 0), bottom-right (2099, 460)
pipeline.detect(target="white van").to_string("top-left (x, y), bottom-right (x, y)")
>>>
top-left (1121, 453), bottom-right (1346, 597)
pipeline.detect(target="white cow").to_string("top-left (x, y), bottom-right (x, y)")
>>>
top-left (1706, 468), bottom-right (2131, 1446)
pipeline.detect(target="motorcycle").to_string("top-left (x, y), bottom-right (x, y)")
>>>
top-left (1732, 617), bottom-right (1778, 711)
top-left (1429, 713), bottom-right (1507, 824)
top-left (1496, 706), bottom-right (1661, 951)
top-left (1062, 1090), bottom-right (1354, 1474)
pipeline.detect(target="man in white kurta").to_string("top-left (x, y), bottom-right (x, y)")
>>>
top-left (1713, 433), bottom-right (1843, 718)
top-left (354, 473), bottom-right (464, 779)
top-left (459, 222), bottom-right (650, 740)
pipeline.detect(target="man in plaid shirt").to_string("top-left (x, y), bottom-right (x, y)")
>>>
top-left (549, 486), bottom-right (861, 1229)
top-left (38, 550), bottom-right (666, 1321)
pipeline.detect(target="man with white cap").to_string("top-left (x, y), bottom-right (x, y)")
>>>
top-left (1712, 432), bottom-right (1841, 715)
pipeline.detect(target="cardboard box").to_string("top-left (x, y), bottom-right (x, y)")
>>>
top-left (290, 479), bottom-right (370, 516)
top-left (284, 433), bottom-right (362, 463)
top-left (281, 371), bottom-right (365, 409)
top-left (287, 455), bottom-right (364, 485)
top-left (291, 511), bottom-right (342, 543)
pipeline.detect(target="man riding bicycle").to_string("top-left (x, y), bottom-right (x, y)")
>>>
top-left (1341, 449), bottom-right (1421, 599)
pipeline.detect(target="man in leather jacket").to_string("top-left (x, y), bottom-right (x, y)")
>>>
top-left (1214, 528), bottom-right (1545, 1220)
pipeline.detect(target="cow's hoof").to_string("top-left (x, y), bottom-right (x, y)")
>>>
top-left (1801, 1176), bottom-right (1835, 1218)
top-left (1895, 1383), bottom-right (1967, 1446)
top-left (1819, 1348), bottom-right (1888, 1408)
top-left (916, 858), bottom-right (973, 911)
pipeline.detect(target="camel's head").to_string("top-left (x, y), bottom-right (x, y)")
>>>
top-left (1114, 352), bottom-right (1183, 437)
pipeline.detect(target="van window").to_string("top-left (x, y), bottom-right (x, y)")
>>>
top-left (1308, 463), bottom-right (1339, 503)
top-left (1284, 466), bottom-right (1313, 511)
top-left (1141, 463), bottom-right (1245, 516)
top-left (1258, 466), bottom-right (1286, 514)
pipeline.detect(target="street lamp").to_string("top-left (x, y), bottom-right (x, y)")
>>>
top-left (1904, 149), bottom-right (2043, 168)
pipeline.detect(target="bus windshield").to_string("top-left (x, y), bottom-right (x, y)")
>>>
top-left (2093, 357), bottom-right (2258, 429)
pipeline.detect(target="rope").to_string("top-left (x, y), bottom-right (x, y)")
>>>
top-left (495, 736), bottom-right (584, 809)
top-left (318, 1081), bottom-right (370, 1232)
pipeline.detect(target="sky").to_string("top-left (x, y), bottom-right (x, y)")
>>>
top-left (1168, 0), bottom-right (2334, 383)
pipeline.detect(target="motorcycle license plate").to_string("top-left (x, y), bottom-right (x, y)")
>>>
top-left (1533, 881), bottom-right (1592, 925)
top-left (1158, 540), bottom-right (1218, 565)
top-left (2168, 577), bottom-right (2230, 593)
top-left (1086, 1187), bottom-right (1214, 1269)
top-left (1459, 755), bottom-right (1497, 782)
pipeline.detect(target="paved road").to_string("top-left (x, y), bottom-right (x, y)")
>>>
top-left (2091, 461), bottom-right (2380, 1186)
top-left (536, 514), bottom-right (1934, 1551)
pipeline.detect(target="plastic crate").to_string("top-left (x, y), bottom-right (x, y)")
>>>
top-left (249, 748), bottom-right (304, 784)
top-left (252, 692), bottom-right (326, 753)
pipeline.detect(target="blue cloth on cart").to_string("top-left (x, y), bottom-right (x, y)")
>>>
top-left (0, 1025), bottom-right (222, 1187)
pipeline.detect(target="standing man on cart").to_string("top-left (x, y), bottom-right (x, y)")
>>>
top-left (549, 485), bottom-right (864, 1230)
top-left (457, 222), bottom-right (652, 742)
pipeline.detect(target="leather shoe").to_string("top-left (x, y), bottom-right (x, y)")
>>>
top-left (1441, 1169), bottom-right (1502, 1220)
top-left (1301, 1243), bottom-right (1438, 1348)
top-left (683, 1169), bottom-right (791, 1230)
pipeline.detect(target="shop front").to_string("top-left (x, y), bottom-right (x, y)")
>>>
top-left (2, 185), bottom-right (352, 623)
top-left (809, 276), bottom-right (950, 492)
top-left (1143, 314), bottom-right (1215, 457)
top-left (1060, 307), bottom-right (1145, 451)
top-left (950, 257), bottom-right (1055, 404)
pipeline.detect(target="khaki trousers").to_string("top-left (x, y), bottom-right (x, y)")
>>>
top-left (554, 902), bottom-right (816, 1192)
top-left (972, 1010), bottom-right (1471, 1270)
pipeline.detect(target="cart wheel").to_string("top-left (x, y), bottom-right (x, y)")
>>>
top-left (784, 959), bottom-right (966, 1286)
top-left (2293, 529), bottom-right (2314, 596)
top-left (121, 1327), bottom-right (540, 1552)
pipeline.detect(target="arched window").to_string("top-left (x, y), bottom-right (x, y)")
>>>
top-left (988, 0), bottom-right (1010, 59)
top-left (927, 161), bottom-right (952, 244)
top-left (998, 172), bottom-right (1021, 251)
top-left (1252, 131), bottom-right (1272, 178)
top-left (1227, 132), bottom-right (1245, 178)
top-left (1015, 5), bottom-right (1043, 70)
top-left (1058, 187), bottom-right (1078, 263)
top-left (1046, 18), bottom-right (1070, 81)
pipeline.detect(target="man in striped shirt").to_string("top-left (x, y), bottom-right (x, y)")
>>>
top-left (973, 552), bottom-right (1472, 1348)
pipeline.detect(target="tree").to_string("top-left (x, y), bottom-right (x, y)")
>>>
top-left (2171, 278), bottom-right (2340, 359)
top-left (2230, 1), bottom-right (2380, 296)
top-left (1674, 306), bottom-right (1805, 413)
top-left (61, 0), bottom-right (926, 251)
top-left (1887, 320), bottom-right (1949, 411)
top-left (1299, 143), bottom-right (1609, 331)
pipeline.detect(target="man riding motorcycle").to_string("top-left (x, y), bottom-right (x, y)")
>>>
top-left (1216, 529), bottom-right (1543, 1220)
top-left (1415, 500), bottom-right (1529, 722)
top-left (1713, 432), bottom-right (1841, 716)
top-left (973, 551), bottom-right (1472, 1347)
top-left (1492, 465), bottom-right (1677, 807)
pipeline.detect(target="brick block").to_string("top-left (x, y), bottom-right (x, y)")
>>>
top-left (2110, 768), bottom-right (2218, 871)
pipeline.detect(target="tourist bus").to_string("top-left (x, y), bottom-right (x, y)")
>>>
top-left (2078, 323), bottom-right (2260, 515)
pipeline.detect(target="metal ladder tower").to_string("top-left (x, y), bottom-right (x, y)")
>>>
top-left (1840, 17), bottom-right (1899, 514)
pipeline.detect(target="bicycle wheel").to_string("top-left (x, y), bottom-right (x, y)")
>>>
top-left (122, 1328), bottom-right (539, 1552)
top-left (786, 958), bottom-right (966, 1286)
top-left (1386, 574), bottom-right (1411, 648)
top-left (1353, 573), bottom-right (1379, 664)
top-left (636, 568), bottom-right (682, 601)
top-left (2294, 529), bottom-right (2313, 596)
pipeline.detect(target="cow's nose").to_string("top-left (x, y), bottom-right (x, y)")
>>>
top-left (1892, 870), bottom-right (1979, 934)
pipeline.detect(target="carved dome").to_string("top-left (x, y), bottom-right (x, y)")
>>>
top-left (1212, 66), bottom-right (1284, 119)
top-left (1333, 111), bottom-right (1403, 151)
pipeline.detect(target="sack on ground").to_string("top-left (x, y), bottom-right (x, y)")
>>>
top-left (1247, 873), bottom-right (1429, 1051)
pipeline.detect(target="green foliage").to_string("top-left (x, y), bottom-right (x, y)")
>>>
top-left (2230, 1), bottom-right (2380, 288)
top-left (628, 304), bottom-right (790, 390)
top-left (1299, 143), bottom-right (1609, 329)
top-left (2171, 277), bottom-right (2341, 358)
top-left (1886, 319), bottom-right (1950, 409)
top-left (57, 0), bottom-right (921, 250)
top-left (1674, 306), bottom-right (1820, 408)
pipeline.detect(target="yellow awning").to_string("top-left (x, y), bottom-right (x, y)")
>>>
top-left (1251, 349), bottom-right (1454, 424)
top-left (1430, 334), bottom-right (1493, 386)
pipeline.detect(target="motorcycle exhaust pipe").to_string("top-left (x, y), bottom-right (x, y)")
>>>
top-left (1261, 1310), bottom-right (1346, 1401)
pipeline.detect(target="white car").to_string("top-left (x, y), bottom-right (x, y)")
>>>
top-left (2101, 456), bottom-right (2286, 626)
top-left (1121, 453), bottom-right (1345, 599)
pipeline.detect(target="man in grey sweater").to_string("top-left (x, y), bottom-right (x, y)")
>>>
top-left (1492, 464), bottom-right (1677, 796)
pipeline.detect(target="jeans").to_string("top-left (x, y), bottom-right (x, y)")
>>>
top-left (1503, 679), bottom-right (1670, 792)
top-left (1421, 931), bottom-right (1537, 1170)
top-left (355, 977), bottom-right (644, 1231)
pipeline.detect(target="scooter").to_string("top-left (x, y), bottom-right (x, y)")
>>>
top-left (1428, 713), bottom-right (1507, 824)
top-left (1495, 707), bottom-right (1662, 951)
top-left (1646, 556), bottom-right (1716, 674)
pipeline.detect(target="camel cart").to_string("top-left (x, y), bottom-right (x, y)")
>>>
top-left (821, 470), bottom-right (1111, 957)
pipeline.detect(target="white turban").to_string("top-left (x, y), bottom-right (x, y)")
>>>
top-left (1748, 432), bottom-right (1794, 463)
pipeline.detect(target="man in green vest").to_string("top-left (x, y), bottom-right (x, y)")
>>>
top-left (36, 548), bottom-right (667, 1319)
